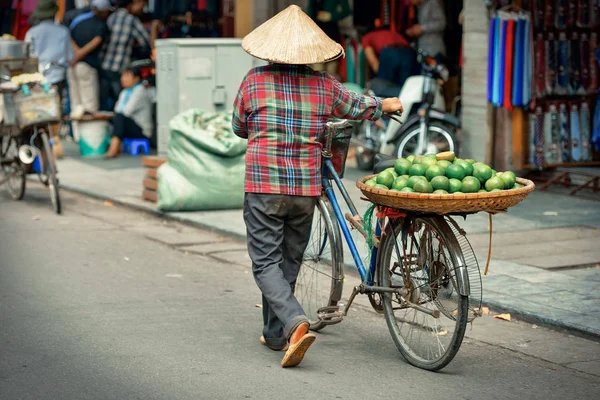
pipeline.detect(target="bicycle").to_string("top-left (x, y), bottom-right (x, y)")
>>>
top-left (296, 114), bottom-right (482, 371)
top-left (0, 62), bottom-right (64, 213)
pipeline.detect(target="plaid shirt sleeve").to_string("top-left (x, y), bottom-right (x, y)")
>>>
top-left (131, 17), bottom-right (151, 49)
top-left (232, 77), bottom-right (248, 139)
top-left (331, 78), bottom-right (383, 121)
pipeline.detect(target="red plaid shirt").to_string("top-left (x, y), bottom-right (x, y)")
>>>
top-left (232, 64), bottom-right (382, 197)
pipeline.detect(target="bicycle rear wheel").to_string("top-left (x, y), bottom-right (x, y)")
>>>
top-left (296, 195), bottom-right (344, 331)
top-left (40, 131), bottom-right (61, 214)
top-left (1, 136), bottom-right (26, 200)
top-left (378, 216), bottom-right (468, 371)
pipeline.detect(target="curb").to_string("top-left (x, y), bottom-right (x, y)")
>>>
top-left (62, 183), bottom-right (600, 340)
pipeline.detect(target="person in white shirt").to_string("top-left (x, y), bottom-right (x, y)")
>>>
top-left (105, 66), bottom-right (154, 158)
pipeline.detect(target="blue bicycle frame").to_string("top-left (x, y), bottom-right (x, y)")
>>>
top-left (321, 158), bottom-right (380, 286)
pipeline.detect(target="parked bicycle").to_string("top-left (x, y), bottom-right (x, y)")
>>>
top-left (0, 62), bottom-right (65, 213)
top-left (295, 114), bottom-right (482, 371)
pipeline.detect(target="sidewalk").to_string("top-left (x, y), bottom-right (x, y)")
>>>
top-left (55, 142), bottom-right (600, 338)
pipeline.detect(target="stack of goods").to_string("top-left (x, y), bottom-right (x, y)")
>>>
top-left (364, 152), bottom-right (523, 194)
top-left (142, 156), bottom-right (166, 203)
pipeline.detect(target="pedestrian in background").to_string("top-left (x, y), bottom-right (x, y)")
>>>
top-left (99, 0), bottom-right (150, 111)
top-left (105, 66), bottom-right (153, 158)
top-left (405, 0), bottom-right (446, 59)
top-left (25, 0), bottom-right (74, 158)
top-left (232, 5), bottom-right (402, 368)
top-left (68, 0), bottom-right (113, 141)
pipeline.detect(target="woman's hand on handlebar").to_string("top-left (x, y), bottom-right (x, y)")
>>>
top-left (382, 97), bottom-right (403, 114)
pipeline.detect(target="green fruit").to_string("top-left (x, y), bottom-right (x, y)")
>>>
top-left (446, 164), bottom-right (466, 180)
top-left (374, 184), bottom-right (390, 190)
top-left (413, 155), bottom-right (425, 164)
top-left (406, 155), bottom-right (416, 163)
top-left (430, 175), bottom-right (450, 191)
top-left (400, 187), bottom-right (415, 193)
top-left (385, 167), bottom-right (399, 178)
top-left (453, 191), bottom-right (464, 194)
top-left (407, 175), bottom-right (427, 189)
top-left (392, 176), bottom-right (409, 191)
top-left (413, 180), bottom-right (434, 193)
top-left (490, 189), bottom-right (502, 192)
top-left (464, 159), bottom-right (476, 164)
top-left (437, 160), bottom-right (452, 169)
top-left (365, 179), bottom-right (377, 187)
top-left (485, 176), bottom-right (505, 191)
top-left (433, 189), bottom-right (449, 194)
top-left (420, 156), bottom-right (438, 169)
top-left (376, 170), bottom-right (395, 188)
top-left (448, 178), bottom-right (462, 193)
top-left (478, 189), bottom-right (488, 193)
top-left (500, 171), bottom-right (517, 189)
top-left (512, 183), bottom-right (524, 189)
top-left (473, 164), bottom-right (493, 184)
top-left (400, 174), bottom-right (409, 180)
top-left (394, 158), bottom-right (412, 176)
top-left (454, 159), bottom-right (474, 176)
top-left (426, 165), bottom-right (446, 181)
top-left (409, 163), bottom-right (427, 177)
top-left (491, 169), bottom-right (497, 176)
top-left (461, 176), bottom-right (481, 193)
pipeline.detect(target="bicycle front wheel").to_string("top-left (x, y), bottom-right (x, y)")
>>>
top-left (1, 136), bottom-right (26, 200)
top-left (378, 216), bottom-right (468, 371)
top-left (41, 132), bottom-right (61, 214)
top-left (296, 195), bottom-right (344, 331)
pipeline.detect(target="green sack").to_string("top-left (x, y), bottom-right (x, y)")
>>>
top-left (157, 109), bottom-right (247, 211)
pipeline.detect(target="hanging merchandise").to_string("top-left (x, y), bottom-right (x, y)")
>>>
top-left (529, 113), bottom-right (537, 165)
top-left (559, 103), bottom-right (570, 162)
top-left (568, 32), bottom-right (581, 95)
top-left (578, 0), bottom-right (590, 28)
top-left (534, 106), bottom-right (545, 167)
top-left (544, 104), bottom-right (561, 164)
top-left (591, 34), bottom-right (598, 93)
top-left (543, 0), bottom-right (553, 28)
top-left (581, 33), bottom-right (591, 94)
top-left (545, 33), bottom-right (557, 96)
top-left (567, 0), bottom-right (577, 27)
top-left (535, 33), bottom-right (545, 98)
top-left (488, 10), bottom-right (532, 110)
top-left (580, 101), bottom-right (592, 161)
top-left (555, 0), bottom-right (566, 28)
top-left (570, 103), bottom-right (582, 162)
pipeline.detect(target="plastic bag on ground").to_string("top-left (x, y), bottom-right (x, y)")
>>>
top-left (157, 109), bottom-right (247, 211)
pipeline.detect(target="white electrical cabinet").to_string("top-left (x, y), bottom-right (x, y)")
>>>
top-left (155, 38), bottom-right (262, 154)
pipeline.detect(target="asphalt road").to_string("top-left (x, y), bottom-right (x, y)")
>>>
top-left (1, 185), bottom-right (599, 400)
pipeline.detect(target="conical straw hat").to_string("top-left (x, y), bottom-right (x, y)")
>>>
top-left (242, 5), bottom-right (344, 65)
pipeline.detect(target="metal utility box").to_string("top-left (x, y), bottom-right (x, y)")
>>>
top-left (155, 38), bottom-right (261, 154)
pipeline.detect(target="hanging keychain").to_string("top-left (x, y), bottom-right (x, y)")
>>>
top-left (557, 32), bottom-right (569, 95)
top-left (544, 104), bottom-right (560, 164)
top-left (566, 0), bottom-right (577, 27)
top-left (559, 103), bottom-right (570, 162)
top-left (580, 33), bottom-right (591, 94)
top-left (546, 33), bottom-right (557, 95)
top-left (555, 0), bottom-right (566, 28)
top-left (580, 101), bottom-right (591, 161)
top-left (569, 32), bottom-right (582, 95)
top-left (535, 106), bottom-right (545, 167)
top-left (578, 0), bottom-right (590, 27)
top-left (535, 33), bottom-right (545, 98)
top-left (570, 103), bottom-right (582, 162)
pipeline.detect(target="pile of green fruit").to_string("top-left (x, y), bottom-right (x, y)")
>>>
top-left (364, 152), bottom-right (524, 194)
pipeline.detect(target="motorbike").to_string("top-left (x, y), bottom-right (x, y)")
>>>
top-left (354, 48), bottom-right (461, 170)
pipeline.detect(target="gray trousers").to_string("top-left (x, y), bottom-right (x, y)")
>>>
top-left (243, 193), bottom-right (317, 350)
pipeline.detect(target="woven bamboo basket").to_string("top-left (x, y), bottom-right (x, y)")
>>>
top-left (356, 175), bottom-right (535, 214)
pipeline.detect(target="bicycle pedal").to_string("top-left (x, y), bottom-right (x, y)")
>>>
top-left (317, 306), bottom-right (344, 324)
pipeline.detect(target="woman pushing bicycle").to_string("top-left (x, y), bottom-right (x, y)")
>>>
top-left (232, 5), bottom-right (403, 368)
